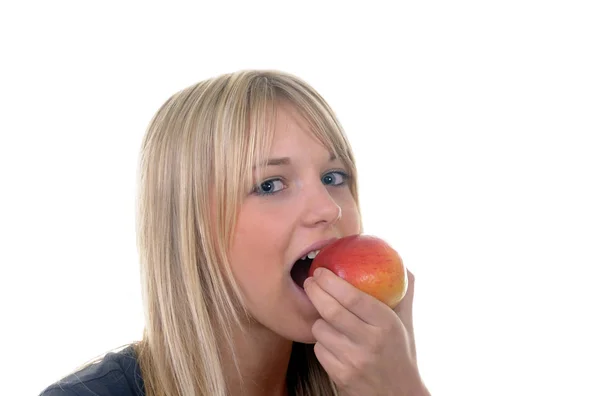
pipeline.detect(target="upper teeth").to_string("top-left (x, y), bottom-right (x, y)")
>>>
top-left (301, 250), bottom-right (320, 260)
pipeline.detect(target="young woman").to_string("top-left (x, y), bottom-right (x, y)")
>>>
top-left (41, 70), bottom-right (430, 396)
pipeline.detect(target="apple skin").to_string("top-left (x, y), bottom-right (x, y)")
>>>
top-left (308, 235), bottom-right (408, 308)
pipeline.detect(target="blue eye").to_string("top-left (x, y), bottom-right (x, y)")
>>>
top-left (253, 178), bottom-right (286, 196)
top-left (322, 171), bottom-right (348, 186)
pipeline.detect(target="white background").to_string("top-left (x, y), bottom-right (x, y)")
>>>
top-left (1, 1), bottom-right (599, 395)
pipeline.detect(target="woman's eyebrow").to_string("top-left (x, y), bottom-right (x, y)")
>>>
top-left (254, 153), bottom-right (337, 168)
top-left (252, 157), bottom-right (291, 169)
top-left (265, 157), bottom-right (291, 166)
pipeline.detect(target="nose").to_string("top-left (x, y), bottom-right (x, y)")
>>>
top-left (301, 183), bottom-right (342, 228)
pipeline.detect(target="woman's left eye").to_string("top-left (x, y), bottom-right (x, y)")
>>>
top-left (321, 171), bottom-right (348, 186)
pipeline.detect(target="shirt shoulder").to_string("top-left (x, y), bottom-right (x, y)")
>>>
top-left (39, 345), bottom-right (145, 396)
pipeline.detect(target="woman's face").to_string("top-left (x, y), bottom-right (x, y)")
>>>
top-left (229, 103), bottom-right (361, 343)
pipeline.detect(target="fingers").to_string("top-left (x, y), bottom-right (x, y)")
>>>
top-left (311, 318), bottom-right (354, 361)
top-left (313, 341), bottom-right (345, 381)
top-left (306, 268), bottom-right (422, 393)
top-left (306, 267), bottom-right (394, 327)
top-left (304, 275), bottom-right (371, 341)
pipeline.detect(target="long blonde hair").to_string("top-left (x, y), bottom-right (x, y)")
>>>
top-left (135, 70), bottom-right (361, 395)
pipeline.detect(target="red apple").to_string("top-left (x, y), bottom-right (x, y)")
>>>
top-left (308, 235), bottom-right (408, 308)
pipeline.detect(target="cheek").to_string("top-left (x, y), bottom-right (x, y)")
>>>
top-left (336, 193), bottom-right (362, 234)
top-left (229, 207), bottom-right (290, 290)
top-left (232, 227), bottom-right (276, 273)
top-left (340, 208), bottom-right (361, 235)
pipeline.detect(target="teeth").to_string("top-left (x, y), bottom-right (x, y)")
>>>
top-left (307, 250), bottom-right (320, 259)
top-left (300, 249), bottom-right (320, 261)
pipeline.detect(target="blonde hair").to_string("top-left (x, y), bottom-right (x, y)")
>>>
top-left (134, 70), bottom-right (362, 395)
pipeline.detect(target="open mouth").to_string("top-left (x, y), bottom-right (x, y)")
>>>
top-left (290, 250), bottom-right (320, 289)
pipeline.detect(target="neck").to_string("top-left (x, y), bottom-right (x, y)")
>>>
top-left (221, 321), bottom-right (294, 396)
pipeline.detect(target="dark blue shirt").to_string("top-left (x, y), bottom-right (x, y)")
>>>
top-left (39, 346), bottom-right (145, 396)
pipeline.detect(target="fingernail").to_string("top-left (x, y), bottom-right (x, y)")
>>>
top-left (303, 277), bottom-right (313, 289)
top-left (314, 268), bottom-right (323, 277)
